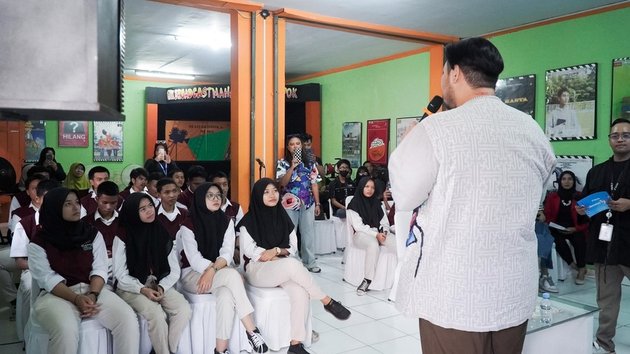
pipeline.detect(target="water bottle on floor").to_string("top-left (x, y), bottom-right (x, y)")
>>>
top-left (540, 292), bottom-right (552, 325)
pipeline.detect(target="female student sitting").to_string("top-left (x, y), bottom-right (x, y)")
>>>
top-left (28, 187), bottom-right (139, 354)
top-left (113, 193), bottom-right (191, 354)
top-left (179, 182), bottom-right (268, 354)
top-left (346, 177), bottom-right (396, 295)
top-left (239, 178), bottom-right (351, 354)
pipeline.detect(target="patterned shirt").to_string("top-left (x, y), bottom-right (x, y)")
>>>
top-left (276, 159), bottom-right (319, 208)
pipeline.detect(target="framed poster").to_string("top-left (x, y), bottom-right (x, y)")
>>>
top-left (545, 63), bottom-right (597, 140)
top-left (396, 117), bottom-right (418, 146)
top-left (545, 155), bottom-right (594, 193)
top-left (93, 121), bottom-right (123, 162)
top-left (342, 122), bottom-right (362, 168)
top-left (164, 120), bottom-right (230, 161)
top-left (58, 121), bottom-right (89, 147)
top-left (611, 57), bottom-right (630, 121)
top-left (495, 74), bottom-right (536, 118)
top-left (366, 119), bottom-right (390, 165)
top-left (25, 120), bottom-right (46, 162)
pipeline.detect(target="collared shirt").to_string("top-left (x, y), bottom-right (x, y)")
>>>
top-left (94, 209), bottom-right (119, 226)
top-left (276, 159), bottom-right (320, 208)
top-left (346, 209), bottom-right (389, 238)
top-left (10, 211), bottom-right (40, 258)
top-left (9, 203), bottom-right (38, 233)
top-left (221, 199), bottom-right (244, 227)
top-left (178, 219), bottom-right (236, 276)
top-left (157, 204), bottom-right (181, 222)
top-left (239, 225), bottom-right (298, 263)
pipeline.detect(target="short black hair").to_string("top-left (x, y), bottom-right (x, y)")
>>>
top-left (186, 165), bottom-right (208, 181)
top-left (36, 179), bottom-right (60, 197)
top-left (210, 171), bottom-right (229, 181)
top-left (96, 181), bottom-right (119, 196)
top-left (148, 172), bottom-right (163, 183)
top-left (556, 87), bottom-right (570, 97)
top-left (444, 37), bottom-right (504, 89)
top-left (167, 167), bottom-right (183, 177)
top-left (27, 165), bottom-right (49, 178)
top-left (303, 133), bottom-right (313, 142)
top-left (336, 159), bottom-right (351, 169)
top-left (611, 118), bottom-right (630, 129)
top-left (130, 168), bottom-right (148, 180)
top-left (25, 174), bottom-right (47, 190)
top-left (156, 178), bottom-right (177, 193)
top-left (88, 166), bottom-right (110, 180)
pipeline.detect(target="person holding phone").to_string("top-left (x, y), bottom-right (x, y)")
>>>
top-left (276, 134), bottom-right (322, 273)
top-left (346, 177), bottom-right (395, 295)
top-left (34, 147), bottom-right (66, 182)
top-left (145, 142), bottom-right (179, 177)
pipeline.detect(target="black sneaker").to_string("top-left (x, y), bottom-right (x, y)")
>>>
top-left (247, 328), bottom-right (268, 353)
top-left (288, 343), bottom-right (311, 354)
top-left (324, 299), bottom-right (351, 320)
top-left (356, 279), bottom-right (370, 296)
top-left (214, 349), bottom-right (229, 354)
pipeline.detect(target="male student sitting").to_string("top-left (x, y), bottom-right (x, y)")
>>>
top-left (156, 178), bottom-right (188, 240)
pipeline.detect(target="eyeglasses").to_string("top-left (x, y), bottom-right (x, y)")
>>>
top-left (608, 133), bottom-right (630, 141)
top-left (206, 193), bottom-right (223, 201)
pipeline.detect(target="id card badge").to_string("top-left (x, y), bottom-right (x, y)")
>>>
top-left (599, 223), bottom-right (613, 242)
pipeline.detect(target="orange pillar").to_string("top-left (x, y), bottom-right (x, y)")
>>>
top-left (304, 101), bottom-right (321, 156)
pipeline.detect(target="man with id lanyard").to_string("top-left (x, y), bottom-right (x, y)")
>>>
top-left (578, 118), bottom-right (630, 354)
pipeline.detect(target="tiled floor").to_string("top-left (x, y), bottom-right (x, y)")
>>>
top-left (1, 252), bottom-right (629, 353)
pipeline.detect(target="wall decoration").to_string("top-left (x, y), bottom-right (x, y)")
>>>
top-left (58, 121), bottom-right (89, 147)
top-left (396, 117), bottom-right (418, 146)
top-left (545, 63), bottom-right (597, 140)
top-left (545, 155), bottom-right (594, 193)
top-left (495, 74), bottom-right (536, 118)
top-left (24, 120), bottom-right (46, 162)
top-left (164, 120), bottom-right (230, 161)
top-left (93, 121), bottom-right (123, 162)
top-left (366, 119), bottom-right (390, 165)
top-left (611, 57), bottom-right (630, 121)
top-left (342, 122), bottom-right (362, 168)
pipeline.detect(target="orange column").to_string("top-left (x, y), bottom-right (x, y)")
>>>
top-left (304, 101), bottom-right (321, 156)
top-left (274, 17), bottom-right (286, 166)
top-left (145, 103), bottom-right (158, 159)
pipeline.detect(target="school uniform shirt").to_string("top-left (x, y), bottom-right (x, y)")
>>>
top-left (221, 200), bottom-right (244, 227)
top-left (8, 192), bottom-right (30, 223)
top-left (346, 209), bottom-right (389, 237)
top-left (84, 210), bottom-right (120, 285)
top-left (177, 188), bottom-right (194, 210)
top-left (178, 219), bottom-right (236, 277)
top-left (10, 211), bottom-right (40, 258)
top-left (80, 189), bottom-right (125, 218)
top-left (156, 205), bottom-right (188, 240)
top-left (9, 203), bottom-right (38, 233)
top-left (239, 225), bottom-right (298, 263)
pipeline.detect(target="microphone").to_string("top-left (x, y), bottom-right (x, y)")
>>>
top-left (417, 95), bottom-right (443, 123)
top-left (255, 158), bottom-right (266, 168)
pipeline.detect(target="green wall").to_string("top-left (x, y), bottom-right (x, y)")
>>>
top-left (491, 7), bottom-right (630, 164)
top-left (44, 80), bottom-right (173, 186)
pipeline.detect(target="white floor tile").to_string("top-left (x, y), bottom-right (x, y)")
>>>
top-left (339, 320), bottom-right (406, 345)
top-left (339, 346), bottom-right (382, 354)
top-left (314, 307), bottom-right (374, 329)
top-left (307, 329), bottom-right (366, 354)
top-left (351, 301), bottom-right (401, 320)
top-left (370, 335), bottom-right (422, 354)
top-left (378, 314), bottom-right (420, 335)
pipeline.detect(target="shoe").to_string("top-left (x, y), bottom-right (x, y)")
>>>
top-left (593, 340), bottom-right (615, 353)
top-left (247, 328), bottom-right (268, 353)
top-left (214, 349), bottom-right (230, 354)
top-left (308, 266), bottom-right (321, 273)
top-left (311, 330), bottom-right (319, 343)
top-left (324, 299), bottom-right (351, 320)
top-left (288, 342), bottom-right (311, 354)
top-left (576, 268), bottom-right (587, 285)
top-left (356, 278), bottom-right (370, 296)
top-left (539, 275), bottom-right (559, 293)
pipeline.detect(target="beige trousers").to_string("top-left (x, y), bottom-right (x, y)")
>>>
top-left (34, 285), bottom-right (139, 354)
top-left (353, 231), bottom-right (396, 280)
top-left (181, 267), bottom-right (255, 339)
top-left (245, 257), bottom-right (326, 341)
top-left (117, 287), bottom-right (191, 354)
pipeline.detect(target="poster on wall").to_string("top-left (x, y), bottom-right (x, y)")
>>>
top-left (25, 120), bottom-right (46, 163)
top-left (495, 74), bottom-right (536, 118)
top-left (58, 121), bottom-right (89, 147)
top-left (93, 122), bottom-right (123, 162)
top-left (545, 63), bottom-right (597, 141)
top-left (342, 122), bottom-right (362, 168)
top-left (164, 120), bottom-right (230, 161)
top-left (611, 57), bottom-right (630, 121)
top-left (366, 119), bottom-right (390, 165)
top-left (545, 155), bottom-right (594, 194)
top-left (395, 117), bottom-right (418, 146)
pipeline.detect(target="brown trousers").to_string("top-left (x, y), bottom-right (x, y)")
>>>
top-left (419, 319), bottom-right (527, 354)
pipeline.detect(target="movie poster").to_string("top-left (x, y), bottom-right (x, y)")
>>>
top-left (366, 119), bottom-right (390, 165)
top-left (611, 57), bottom-right (630, 121)
top-left (545, 155), bottom-right (594, 193)
top-left (495, 74), bottom-right (536, 118)
top-left (164, 121), bottom-right (230, 161)
top-left (58, 121), bottom-right (89, 147)
top-left (396, 117), bottom-right (418, 146)
top-left (93, 121), bottom-right (123, 162)
top-left (342, 122), bottom-right (362, 168)
top-left (25, 120), bottom-right (46, 162)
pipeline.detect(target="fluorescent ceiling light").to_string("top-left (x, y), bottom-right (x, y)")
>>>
top-left (135, 71), bottom-right (195, 81)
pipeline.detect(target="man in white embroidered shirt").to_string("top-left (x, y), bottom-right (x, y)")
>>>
top-left (389, 38), bottom-right (555, 354)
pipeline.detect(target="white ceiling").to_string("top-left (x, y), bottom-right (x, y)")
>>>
top-left (124, 0), bottom-right (628, 83)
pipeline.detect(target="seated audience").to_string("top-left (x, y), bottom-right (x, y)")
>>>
top-left (155, 178), bottom-right (188, 240)
top-left (178, 165), bottom-right (208, 209)
top-left (119, 167), bottom-right (148, 200)
top-left (354, 166), bottom-right (369, 184)
top-left (239, 178), bottom-right (351, 354)
top-left (535, 209), bottom-right (558, 293)
top-left (63, 162), bottom-right (90, 197)
top-left (145, 142), bottom-right (179, 177)
top-left (146, 172), bottom-right (163, 206)
top-left (28, 187), bottom-right (139, 354)
top-left (327, 159), bottom-right (355, 218)
top-left (34, 147), bottom-right (66, 182)
top-left (80, 166), bottom-right (121, 216)
top-left (168, 167), bottom-right (186, 192)
top-left (211, 171), bottom-right (244, 264)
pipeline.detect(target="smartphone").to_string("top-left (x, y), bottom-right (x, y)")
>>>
top-left (294, 147), bottom-right (303, 164)
top-left (45, 154), bottom-right (53, 162)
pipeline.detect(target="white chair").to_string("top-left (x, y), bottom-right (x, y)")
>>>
top-left (329, 199), bottom-right (347, 251)
top-left (313, 215), bottom-right (337, 255)
top-left (15, 270), bottom-right (31, 341)
top-left (342, 197), bottom-right (397, 291)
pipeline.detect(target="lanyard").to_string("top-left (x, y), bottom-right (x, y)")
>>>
top-left (158, 161), bottom-right (168, 175)
top-left (607, 159), bottom-right (630, 222)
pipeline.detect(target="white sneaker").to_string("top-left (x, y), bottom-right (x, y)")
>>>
top-left (539, 275), bottom-right (559, 293)
top-left (593, 340), bottom-right (615, 353)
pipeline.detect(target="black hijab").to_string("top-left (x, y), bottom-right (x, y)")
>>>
top-left (557, 170), bottom-right (578, 201)
top-left (185, 183), bottom-right (229, 262)
top-left (37, 187), bottom-right (97, 250)
top-left (237, 178), bottom-right (293, 249)
top-left (119, 193), bottom-right (172, 283)
top-left (347, 177), bottom-right (384, 228)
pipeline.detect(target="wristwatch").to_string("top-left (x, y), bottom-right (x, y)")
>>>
top-left (275, 247), bottom-right (281, 255)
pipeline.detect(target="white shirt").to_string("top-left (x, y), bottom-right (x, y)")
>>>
top-left (178, 220), bottom-right (236, 277)
top-left (390, 96), bottom-right (555, 332)
top-left (94, 209), bottom-right (119, 226)
top-left (10, 211), bottom-right (39, 258)
top-left (8, 195), bottom-right (21, 222)
top-left (8, 203), bottom-right (38, 233)
top-left (157, 204), bottom-right (181, 222)
top-left (221, 200), bottom-right (244, 227)
top-left (80, 188), bottom-right (97, 218)
top-left (112, 236), bottom-right (180, 294)
top-left (346, 209), bottom-right (389, 238)
top-left (28, 232), bottom-right (109, 292)
top-left (239, 225), bottom-right (298, 263)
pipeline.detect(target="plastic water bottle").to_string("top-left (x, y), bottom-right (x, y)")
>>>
top-left (540, 292), bottom-right (552, 325)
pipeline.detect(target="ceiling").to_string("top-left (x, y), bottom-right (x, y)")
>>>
top-left (124, 0), bottom-right (628, 83)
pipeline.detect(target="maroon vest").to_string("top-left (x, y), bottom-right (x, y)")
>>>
top-left (177, 188), bottom-right (194, 209)
top-left (80, 195), bottom-right (98, 216)
top-left (224, 201), bottom-right (241, 224)
top-left (18, 214), bottom-right (39, 241)
top-left (15, 191), bottom-right (30, 208)
top-left (156, 207), bottom-right (188, 240)
top-left (31, 231), bottom-right (96, 287)
top-left (84, 213), bottom-right (119, 253)
top-left (11, 205), bottom-right (36, 220)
